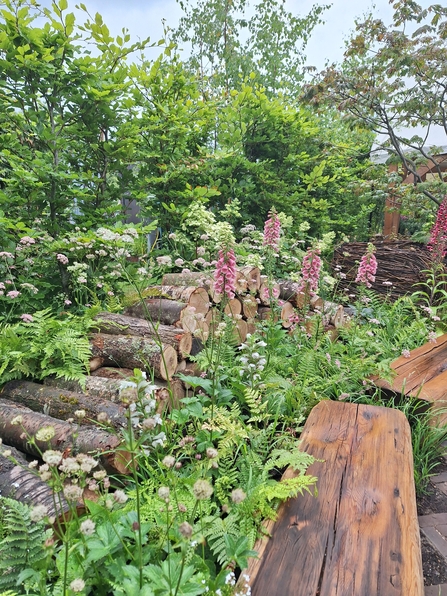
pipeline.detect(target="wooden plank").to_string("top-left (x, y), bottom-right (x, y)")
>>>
top-left (246, 401), bottom-right (423, 596)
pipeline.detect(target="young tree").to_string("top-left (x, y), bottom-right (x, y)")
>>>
top-left (307, 0), bottom-right (447, 207)
top-left (173, 0), bottom-right (328, 96)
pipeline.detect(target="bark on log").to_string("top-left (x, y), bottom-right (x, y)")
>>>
top-left (44, 375), bottom-right (171, 405)
top-left (91, 367), bottom-right (134, 379)
top-left (161, 273), bottom-right (222, 304)
top-left (230, 318), bottom-right (248, 344)
top-left (246, 318), bottom-right (256, 334)
top-left (257, 307), bottom-right (272, 321)
top-left (94, 312), bottom-right (192, 357)
top-left (281, 301), bottom-right (295, 328)
top-left (155, 378), bottom-right (186, 411)
top-left (1, 380), bottom-right (127, 429)
top-left (0, 445), bottom-right (74, 518)
top-left (239, 266), bottom-right (261, 292)
top-left (235, 270), bottom-right (249, 294)
top-left (123, 299), bottom-right (197, 332)
top-left (310, 295), bottom-right (324, 311)
top-left (194, 319), bottom-right (209, 343)
top-left (241, 294), bottom-right (258, 319)
top-left (89, 333), bottom-right (177, 381)
top-left (0, 399), bottom-right (131, 475)
top-left (150, 286), bottom-right (210, 316)
top-left (278, 281), bottom-right (306, 309)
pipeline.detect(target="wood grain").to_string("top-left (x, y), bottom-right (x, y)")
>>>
top-left (245, 400), bottom-right (423, 596)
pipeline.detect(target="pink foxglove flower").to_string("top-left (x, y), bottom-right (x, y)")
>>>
top-left (355, 244), bottom-right (377, 288)
top-left (297, 248), bottom-right (322, 296)
top-left (214, 247), bottom-right (237, 300)
top-left (427, 196), bottom-right (447, 262)
top-left (263, 210), bottom-right (281, 251)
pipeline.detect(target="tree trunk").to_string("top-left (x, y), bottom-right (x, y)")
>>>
top-left (89, 333), bottom-right (178, 381)
top-left (239, 266), bottom-right (261, 292)
top-left (124, 298), bottom-right (197, 332)
top-left (0, 399), bottom-right (131, 475)
top-left (150, 286), bottom-right (210, 316)
top-left (0, 445), bottom-right (74, 519)
top-left (94, 312), bottom-right (192, 357)
top-left (1, 381), bottom-right (126, 429)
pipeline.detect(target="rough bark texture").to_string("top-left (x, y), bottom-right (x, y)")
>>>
top-left (0, 445), bottom-right (74, 518)
top-left (94, 312), bottom-right (192, 356)
top-left (278, 281), bottom-right (306, 308)
top-left (161, 273), bottom-right (222, 304)
top-left (241, 294), bottom-right (258, 319)
top-left (2, 380), bottom-right (126, 429)
top-left (44, 375), bottom-right (135, 402)
top-left (91, 367), bottom-right (134, 379)
top-left (89, 333), bottom-right (177, 381)
top-left (124, 298), bottom-right (197, 332)
top-left (0, 399), bottom-right (131, 475)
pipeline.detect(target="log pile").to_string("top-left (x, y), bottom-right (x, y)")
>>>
top-left (332, 241), bottom-right (437, 299)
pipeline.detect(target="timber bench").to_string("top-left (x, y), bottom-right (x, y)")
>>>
top-left (244, 400), bottom-right (423, 596)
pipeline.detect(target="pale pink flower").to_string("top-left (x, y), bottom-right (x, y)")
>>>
top-left (20, 236), bottom-right (35, 245)
top-left (20, 314), bottom-right (33, 323)
top-left (56, 253), bottom-right (69, 265)
top-left (355, 244), bottom-right (377, 288)
top-left (64, 299), bottom-right (72, 305)
top-left (402, 349), bottom-right (411, 358)
top-left (214, 247), bottom-right (237, 300)
top-left (428, 331), bottom-right (438, 343)
top-left (297, 248), bottom-right (322, 296)
top-left (263, 210), bottom-right (281, 251)
top-left (0, 252), bottom-right (13, 258)
top-left (7, 290), bottom-right (20, 299)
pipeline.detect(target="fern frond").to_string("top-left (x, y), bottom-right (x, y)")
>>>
top-left (259, 475), bottom-right (317, 502)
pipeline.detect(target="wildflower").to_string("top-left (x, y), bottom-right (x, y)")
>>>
top-left (20, 313), bottom-right (34, 323)
top-left (402, 349), bottom-right (411, 358)
top-left (297, 248), bottom-right (322, 296)
top-left (20, 236), bottom-right (36, 245)
top-left (214, 246), bottom-right (237, 300)
top-left (206, 448), bottom-right (218, 459)
top-left (113, 490), bottom-right (128, 504)
top-left (93, 470), bottom-right (107, 480)
top-left (355, 243), bottom-right (377, 288)
top-left (162, 455), bottom-right (176, 468)
top-left (225, 572), bottom-right (236, 586)
top-left (427, 196), bottom-right (447, 262)
top-left (80, 519), bottom-right (96, 536)
top-left (64, 299), bottom-right (72, 306)
top-left (428, 331), bottom-right (438, 343)
top-left (193, 479), bottom-right (213, 500)
top-left (263, 210), bottom-right (281, 251)
top-left (97, 412), bottom-right (110, 423)
top-left (11, 415), bottom-right (23, 426)
top-left (231, 488), bottom-right (247, 504)
top-left (69, 579), bottom-right (85, 593)
top-left (158, 486), bottom-right (170, 500)
top-left (56, 253), bottom-right (69, 265)
top-left (33, 425), bottom-right (54, 442)
top-left (42, 450), bottom-right (63, 466)
top-left (179, 521), bottom-right (193, 539)
top-left (28, 460), bottom-right (38, 469)
top-left (168, 233), bottom-right (177, 240)
top-left (197, 246), bottom-right (206, 256)
top-left (142, 417), bottom-right (156, 430)
top-left (59, 457), bottom-right (80, 474)
top-left (0, 251), bottom-right (13, 258)
top-left (156, 255), bottom-right (172, 266)
top-left (174, 258), bottom-right (184, 267)
top-left (63, 484), bottom-right (83, 501)
top-left (74, 410), bottom-right (86, 419)
top-left (6, 290), bottom-right (20, 299)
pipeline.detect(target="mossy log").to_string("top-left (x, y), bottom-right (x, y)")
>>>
top-left (89, 333), bottom-right (177, 381)
top-left (123, 298), bottom-right (197, 332)
top-left (0, 445), bottom-right (74, 519)
top-left (1, 380), bottom-right (126, 429)
top-left (0, 399), bottom-right (131, 475)
top-left (94, 312), bottom-right (192, 356)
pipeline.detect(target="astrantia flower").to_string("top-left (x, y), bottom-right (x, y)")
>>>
top-left (20, 236), bottom-right (36, 245)
top-left (30, 504), bottom-right (48, 522)
top-left (179, 521), bottom-right (193, 538)
top-left (355, 243), bottom-right (377, 288)
top-left (20, 313), bottom-right (34, 323)
top-left (263, 210), bottom-right (281, 251)
top-left (42, 450), bottom-right (63, 466)
top-left (214, 246), bottom-right (236, 300)
top-left (35, 426), bottom-right (55, 441)
top-left (69, 579), bottom-right (85, 593)
top-left (63, 484), bottom-right (83, 501)
top-left (156, 255), bottom-right (172, 266)
top-left (56, 253), bottom-right (69, 265)
top-left (113, 490), bottom-right (128, 504)
top-left (193, 479), bottom-right (213, 500)
top-left (80, 519), bottom-right (96, 536)
top-left (6, 290), bottom-right (20, 299)
top-left (231, 488), bottom-right (246, 504)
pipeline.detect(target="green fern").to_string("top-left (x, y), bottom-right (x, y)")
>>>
top-left (0, 498), bottom-right (49, 590)
top-left (244, 387), bottom-right (269, 423)
top-left (265, 446), bottom-right (315, 474)
top-left (259, 475), bottom-right (317, 502)
top-left (202, 514), bottom-right (240, 565)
